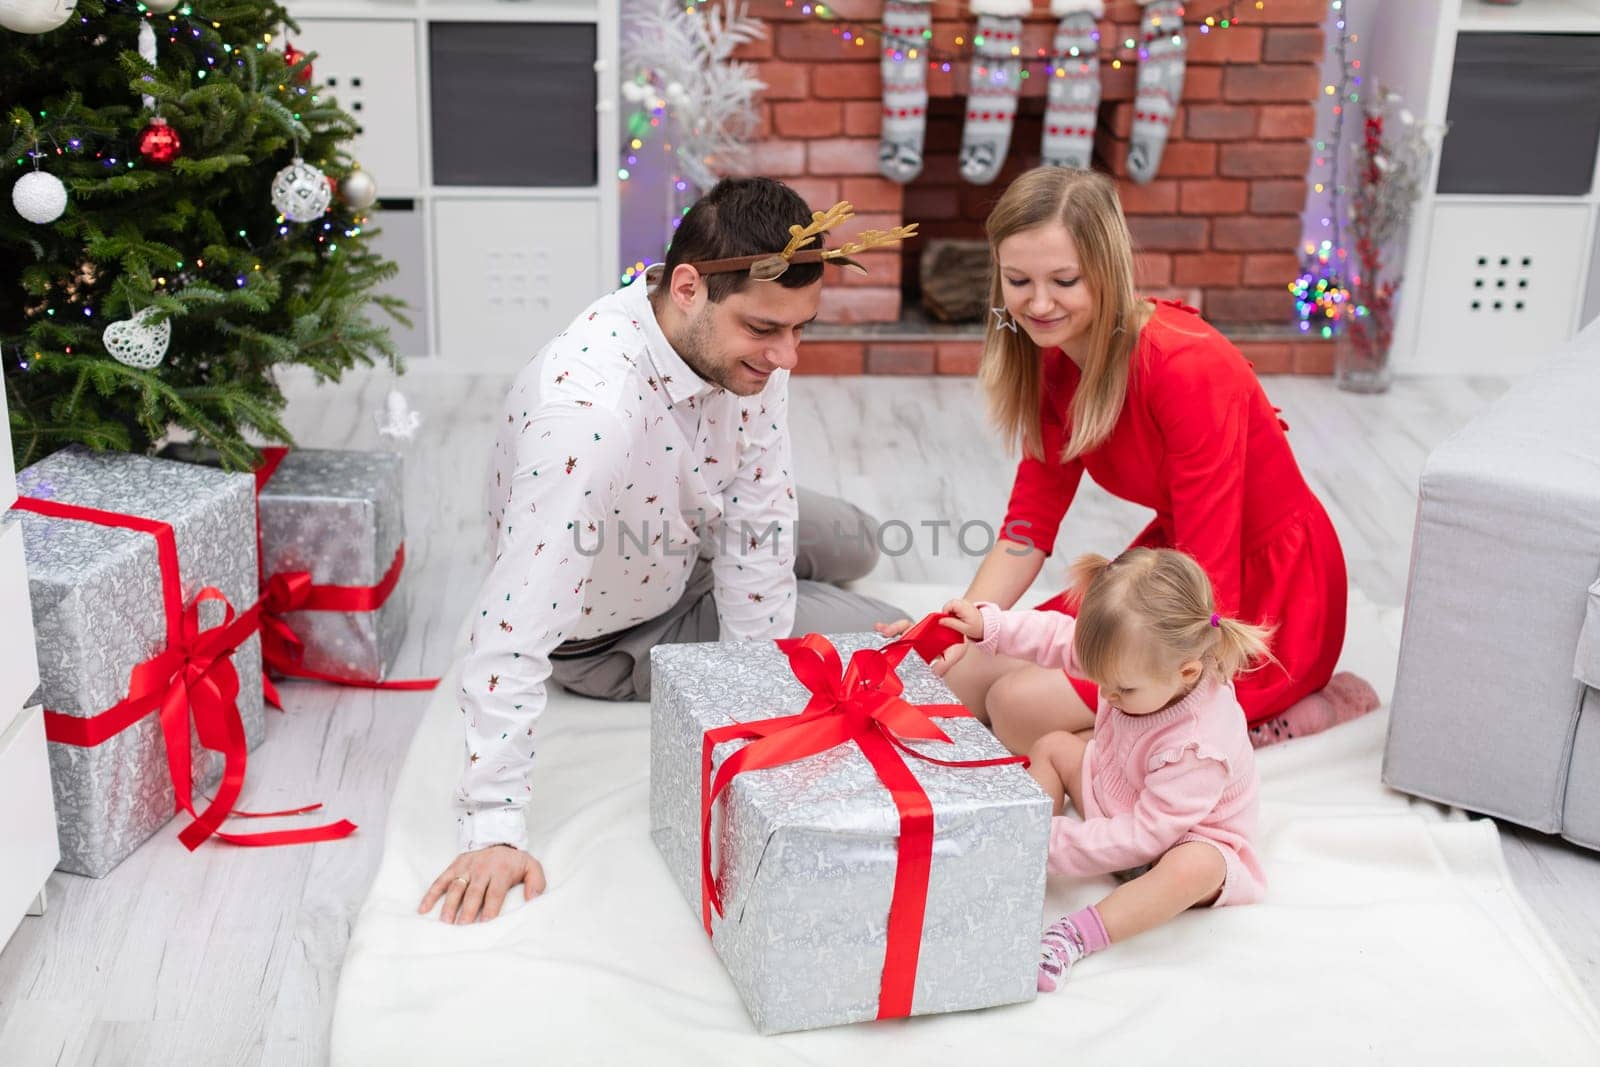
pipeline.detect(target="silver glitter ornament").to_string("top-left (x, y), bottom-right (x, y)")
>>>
top-left (270, 156), bottom-right (332, 223)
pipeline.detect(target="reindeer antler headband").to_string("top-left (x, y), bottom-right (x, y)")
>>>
top-left (645, 201), bottom-right (920, 286)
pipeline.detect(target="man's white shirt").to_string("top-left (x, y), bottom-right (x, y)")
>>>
top-left (454, 277), bottom-right (798, 852)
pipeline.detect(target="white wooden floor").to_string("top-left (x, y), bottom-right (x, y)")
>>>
top-left (2, 368), bottom-right (1597, 1065)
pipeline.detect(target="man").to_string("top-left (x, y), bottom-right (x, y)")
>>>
top-left (419, 178), bottom-right (913, 923)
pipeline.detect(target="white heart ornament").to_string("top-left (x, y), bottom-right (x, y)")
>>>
top-left (103, 306), bottom-right (171, 369)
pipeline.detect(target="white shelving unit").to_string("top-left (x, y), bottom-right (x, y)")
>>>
top-left (0, 364), bottom-right (59, 958)
top-left (1456, 0), bottom-right (1600, 32)
top-left (286, 1), bottom-right (621, 371)
top-left (1376, 0), bottom-right (1600, 375)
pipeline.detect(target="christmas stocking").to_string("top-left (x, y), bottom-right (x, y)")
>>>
top-left (1127, 0), bottom-right (1186, 184)
top-left (879, 0), bottom-right (934, 183)
top-left (959, 0), bottom-right (1031, 185)
top-left (1041, 0), bottom-right (1103, 170)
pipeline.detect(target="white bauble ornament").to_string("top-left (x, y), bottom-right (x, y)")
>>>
top-left (271, 156), bottom-right (332, 222)
top-left (142, 0), bottom-right (181, 11)
top-left (103, 307), bottom-right (171, 369)
top-left (621, 81), bottom-right (651, 103)
top-left (340, 169), bottom-right (378, 211)
top-left (12, 170), bottom-right (67, 223)
top-left (0, 0), bottom-right (77, 34)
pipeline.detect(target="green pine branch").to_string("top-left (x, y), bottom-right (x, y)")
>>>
top-left (4, 0), bottom-right (406, 470)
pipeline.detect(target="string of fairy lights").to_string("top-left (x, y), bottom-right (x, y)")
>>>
top-left (1290, 0), bottom-right (1359, 338)
top-left (618, 0), bottom-right (1262, 285)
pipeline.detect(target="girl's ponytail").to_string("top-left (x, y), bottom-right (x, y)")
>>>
top-left (1209, 614), bottom-right (1276, 680)
top-left (1067, 552), bottom-right (1115, 606)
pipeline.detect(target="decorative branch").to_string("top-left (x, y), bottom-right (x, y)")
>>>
top-left (1342, 86), bottom-right (1446, 366)
top-left (620, 0), bottom-right (767, 192)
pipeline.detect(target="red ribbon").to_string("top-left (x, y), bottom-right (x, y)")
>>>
top-left (254, 443), bottom-right (290, 497)
top-left (253, 446), bottom-right (438, 706)
top-left (13, 495), bottom-right (357, 852)
top-left (698, 614), bottom-right (1027, 1020)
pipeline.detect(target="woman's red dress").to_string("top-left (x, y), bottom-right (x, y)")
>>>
top-left (1002, 300), bottom-right (1347, 725)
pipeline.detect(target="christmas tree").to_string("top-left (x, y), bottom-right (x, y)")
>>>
top-left (2, 0), bottom-right (404, 470)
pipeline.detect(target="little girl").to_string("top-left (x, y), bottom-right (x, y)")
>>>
top-left (935, 547), bottom-right (1272, 991)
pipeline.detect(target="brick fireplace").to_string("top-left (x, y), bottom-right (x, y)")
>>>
top-left (730, 0), bottom-right (1335, 375)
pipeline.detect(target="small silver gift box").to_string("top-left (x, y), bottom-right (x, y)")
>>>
top-left (8, 447), bottom-right (265, 877)
top-left (255, 449), bottom-right (409, 683)
top-left (649, 633), bottom-right (1051, 1034)
top-left (166, 445), bottom-right (411, 683)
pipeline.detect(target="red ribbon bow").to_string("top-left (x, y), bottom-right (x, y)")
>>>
top-left (14, 495), bottom-right (356, 852)
top-left (260, 569), bottom-right (315, 671)
top-left (254, 447), bottom-right (438, 707)
top-left (698, 614), bottom-right (1026, 1020)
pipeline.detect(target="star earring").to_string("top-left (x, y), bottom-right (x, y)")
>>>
top-left (991, 306), bottom-right (1020, 333)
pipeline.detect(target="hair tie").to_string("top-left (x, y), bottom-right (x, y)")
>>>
top-left (1209, 613), bottom-right (1221, 628)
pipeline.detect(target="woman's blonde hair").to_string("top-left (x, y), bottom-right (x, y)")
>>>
top-left (1067, 548), bottom-right (1276, 685)
top-left (980, 166), bottom-right (1151, 462)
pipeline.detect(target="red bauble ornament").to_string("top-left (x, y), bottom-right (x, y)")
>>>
top-left (137, 118), bottom-right (182, 165)
top-left (283, 42), bottom-right (314, 84)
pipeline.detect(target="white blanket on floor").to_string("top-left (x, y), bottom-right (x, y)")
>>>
top-left (331, 584), bottom-right (1600, 1065)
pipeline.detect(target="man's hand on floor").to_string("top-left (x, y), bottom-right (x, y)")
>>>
top-left (419, 844), bottom-right (547, 923)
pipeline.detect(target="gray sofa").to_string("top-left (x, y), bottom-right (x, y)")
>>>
top-left (1384, 322), bottom-right (1600, 851)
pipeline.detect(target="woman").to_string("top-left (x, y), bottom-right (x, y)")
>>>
top-left (883, 166), bottom-right (1376, 752)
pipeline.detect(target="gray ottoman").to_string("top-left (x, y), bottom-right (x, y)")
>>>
top-left (1384, 323), bottom-right (1600, 850)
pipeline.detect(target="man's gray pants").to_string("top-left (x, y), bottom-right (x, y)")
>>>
top-left (548, 488), bottom-right (906, 700)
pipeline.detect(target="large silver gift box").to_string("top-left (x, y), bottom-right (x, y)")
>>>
top-left (256, 449), bottom-right (409, 683)
top-left (8, 447), bottom-right (265, 877)
top-left (650, 634), bottom-right (1051, 1035)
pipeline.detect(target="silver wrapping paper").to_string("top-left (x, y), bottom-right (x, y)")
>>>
top-left (8, 446), bottom-right (265, 878)
top-left (164, 445), bottom-right (410, 682)
top-left (650, 634), bottom-right (1051, 1035)
top-left (258, 449), bottom-right (408, 683)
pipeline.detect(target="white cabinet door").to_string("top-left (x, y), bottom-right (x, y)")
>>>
top-left (0, 368), bottom-right (14, 510)
top-left (1, 311), bottom-right (56, 951)
top-left (1411, 201), bottom-right (1593, 374)
top-left (433, 198), bottom-right (602, 370)
top-left (1, 361), bottom-right (40, 741)
top-left (0, 707), bottom-right (60, 953)
top-left (0, 520), bottom-right (39, 741)
top-left (289, 19), bottom-right (423, 194)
